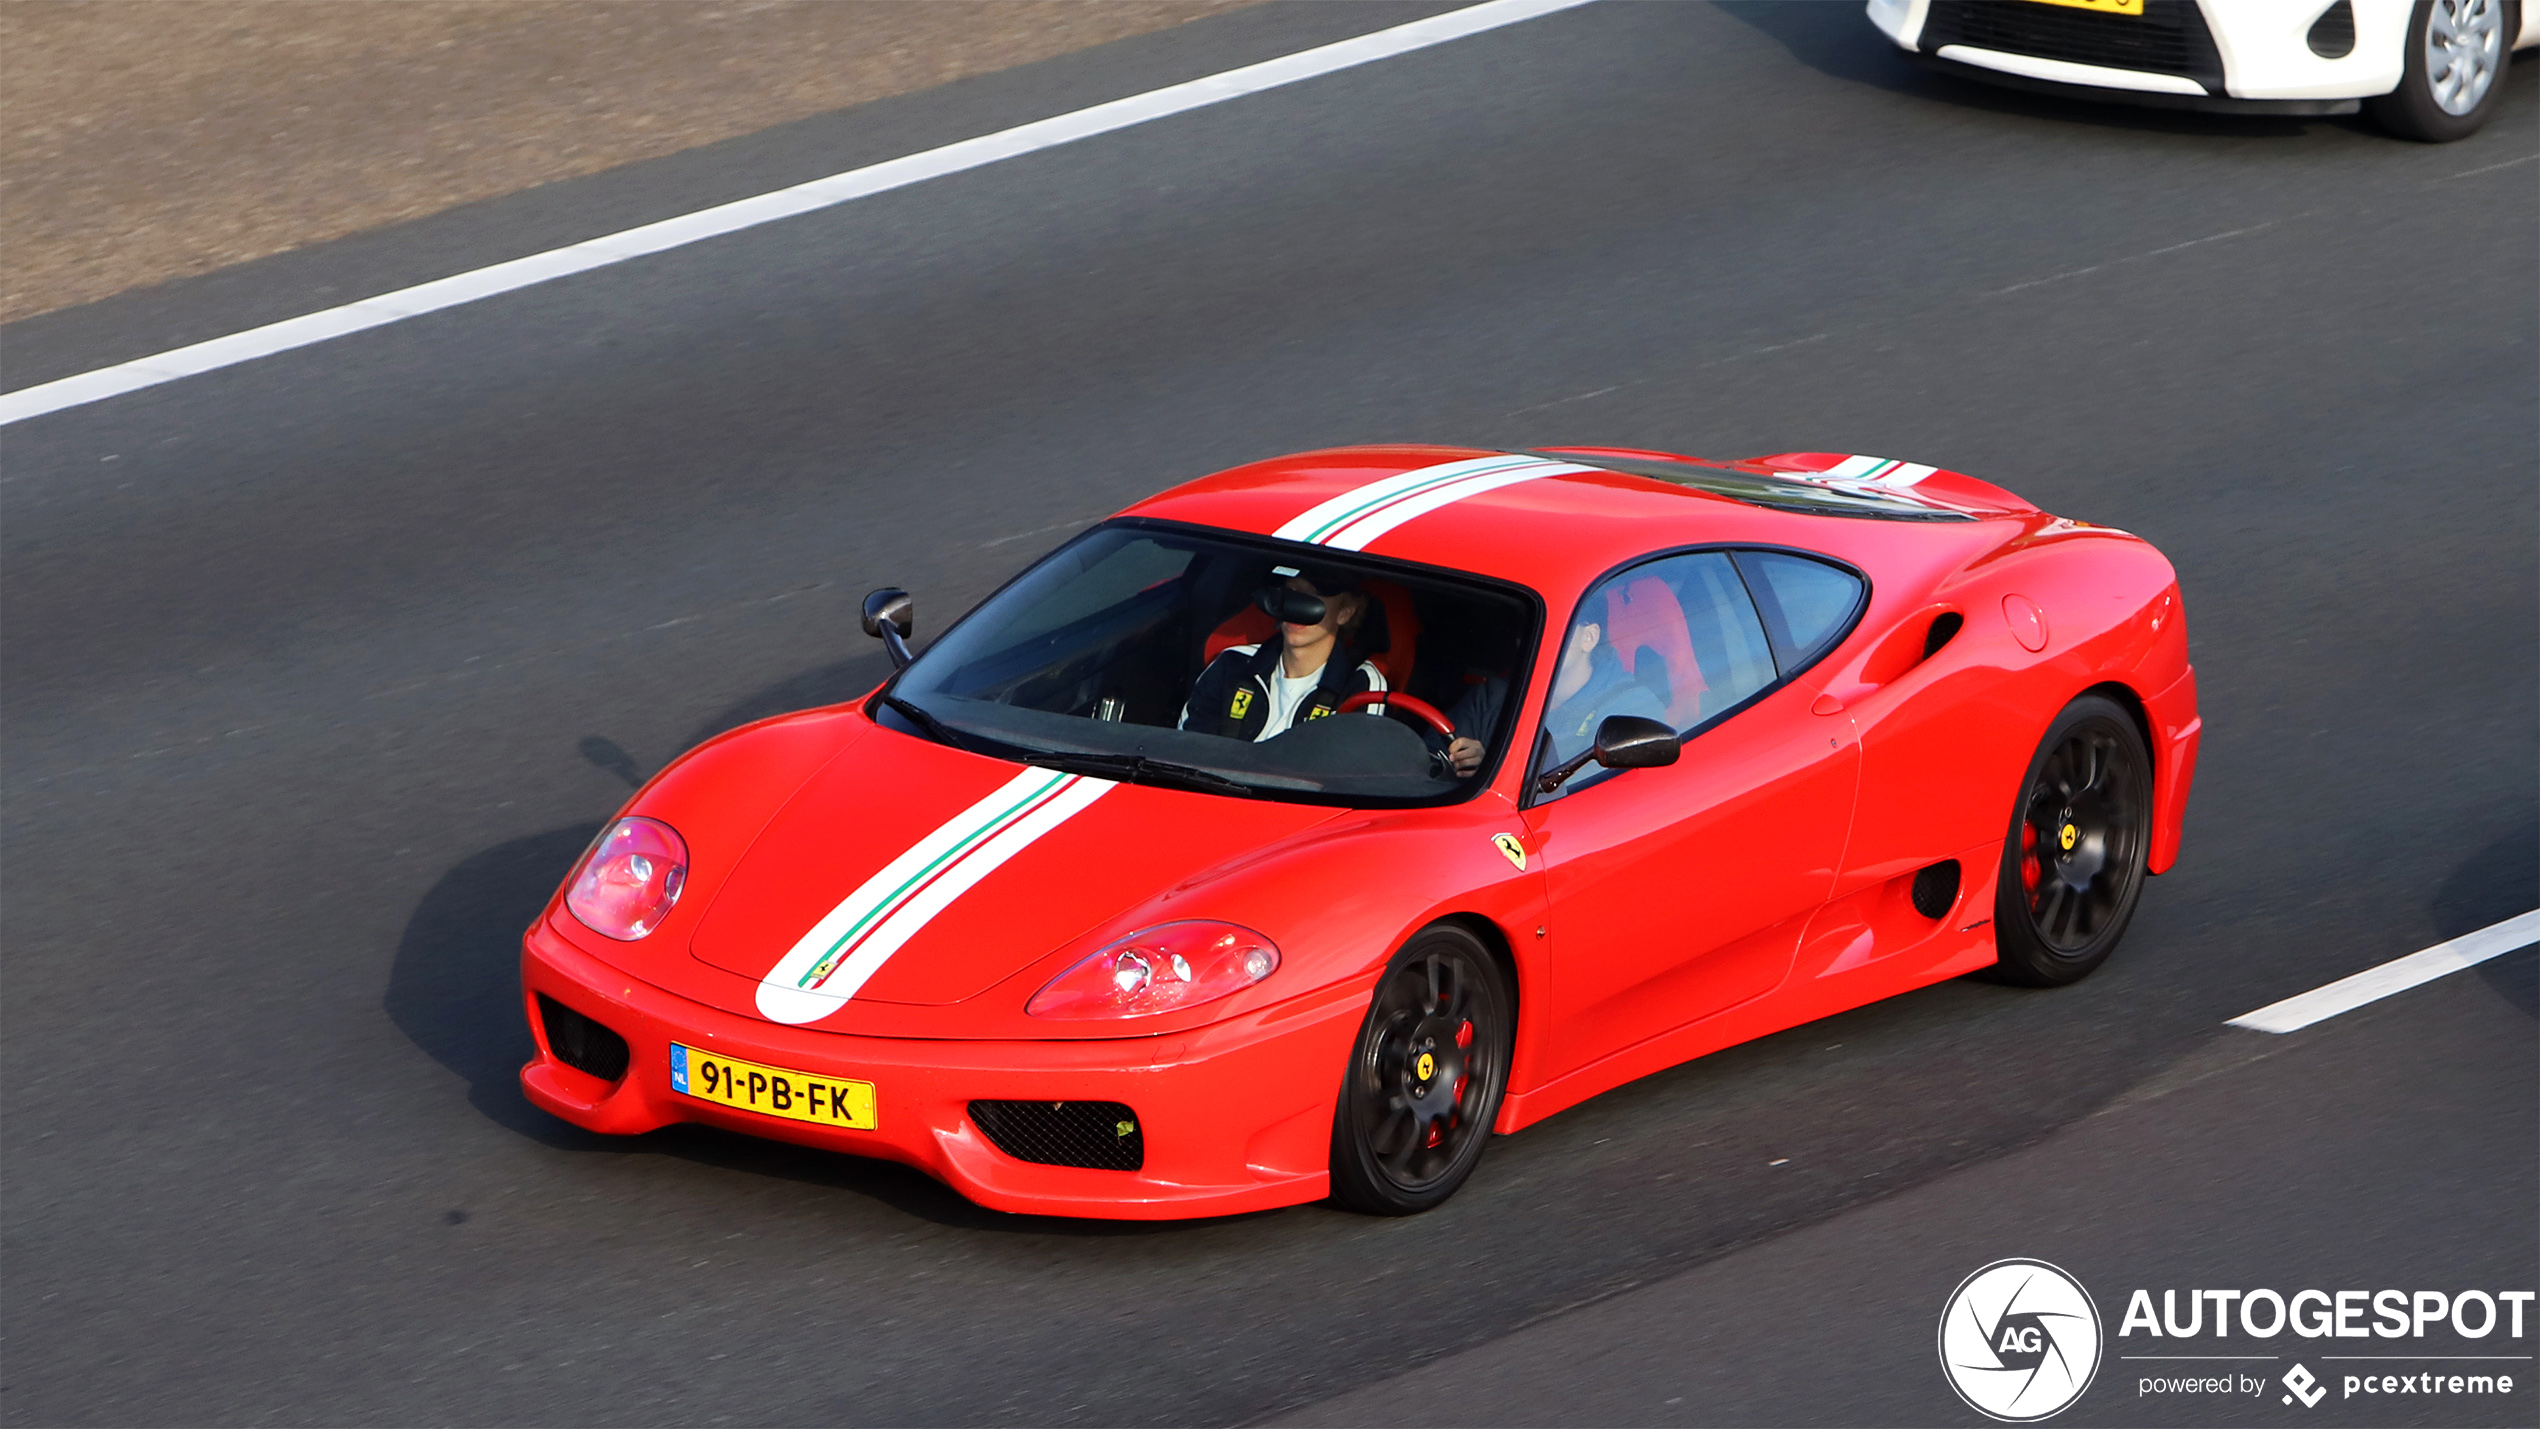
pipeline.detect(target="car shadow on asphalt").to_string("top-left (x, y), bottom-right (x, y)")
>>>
top-left (382, 653), bottom-right (1261, 1235)
top-left (1711, 0), bottom-right (2366, 143)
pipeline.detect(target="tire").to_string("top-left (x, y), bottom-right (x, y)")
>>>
top-left (2368, 0), bottom-right (2516, 142)
top-left (1990, 694), bottom-right (2153, 988)
top-left (1328, 924), bottom-right (1514, 1215)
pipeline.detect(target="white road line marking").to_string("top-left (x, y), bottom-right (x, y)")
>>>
top-left (2441, 151), bottom-right (2539, 181)
top-left (2226, 908), bottom-right (2540, 1034)
top-left (0, 0), bottom-right (1598, 428)
top-left (1984, 221), bottom-right (2281, 297)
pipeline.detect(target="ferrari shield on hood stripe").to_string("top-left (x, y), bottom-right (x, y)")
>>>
top-left (1273, 453), bottom-right (1595, 550)
top-left (755, 767), bottom-right (1117, 1024)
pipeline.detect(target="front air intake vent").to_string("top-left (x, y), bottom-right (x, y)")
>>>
top-left (1921, 0), bottom-right (2224, 92)
top-left (2307, 1), bottom-right (2356, 58)
top-left (970, 1100), bottom-right (1145, 1171)
top-left (537, 994), bottom-right (630, 1082)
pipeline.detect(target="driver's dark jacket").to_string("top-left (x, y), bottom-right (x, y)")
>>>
top-left (1179, 640), bottom-right (1386, 740)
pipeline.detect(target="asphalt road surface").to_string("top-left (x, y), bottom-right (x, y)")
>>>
top-left (4, 4), bottom-right (2533, 1425)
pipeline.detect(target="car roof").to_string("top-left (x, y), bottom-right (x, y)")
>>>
top-left (1118, 444), bottom-right (2039, 597)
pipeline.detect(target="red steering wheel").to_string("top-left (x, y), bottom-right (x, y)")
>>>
top-left (1337, 689), bottom-right (1456, 741)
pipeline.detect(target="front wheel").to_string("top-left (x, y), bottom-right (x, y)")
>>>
top-left (1991, 694), bottom-right (2153, 987)
top-left (2368, 0), bottom-right (2516, 142)
top-left (1328, 925), bottom-right (1513, 1215)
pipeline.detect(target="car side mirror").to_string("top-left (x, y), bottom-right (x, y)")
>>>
top-left (862, 587), bottom-right (915, 669)
top-left (1593, 715), bottom-right (1680, 770)
top-left (1536, 714), bottom-right (1681, 793)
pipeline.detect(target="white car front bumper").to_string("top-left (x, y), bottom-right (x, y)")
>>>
top-left (1870, 0), bottom-right (2534, 108)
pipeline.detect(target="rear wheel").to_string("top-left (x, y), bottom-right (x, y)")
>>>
top-left (1328, 925), bottom-right (1512, 1214)
top-left (1991, 694), bottom-right (2152, 987)
top-left (2369, 0), bottom-right (2515, 142)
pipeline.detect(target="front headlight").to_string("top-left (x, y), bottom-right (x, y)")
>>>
top-left (1026, 920), bottom-right (1279, 1020)
top-left (565, 816), bottom-right (688, 940)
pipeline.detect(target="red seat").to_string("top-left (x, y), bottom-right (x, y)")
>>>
top-left (1204, 605), bottom-right (1277, 665)
top-left (1603, 576), bottom-right (1703, 728)
top-left (1204, 579), bottom-right (1419, 689)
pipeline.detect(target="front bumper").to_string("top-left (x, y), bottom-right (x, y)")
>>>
top-left (1873, 0), bottom-right (2405, 110)
top-left (1915, 52), bottom-right (2362, 115)
top-left (519, 919), bottom-right (1366, 1219)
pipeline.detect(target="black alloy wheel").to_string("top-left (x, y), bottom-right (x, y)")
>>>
top-left (1991, 693), bottom-right (2153, 987)
top-left (1328, 924), bottom-right (1513, 1214)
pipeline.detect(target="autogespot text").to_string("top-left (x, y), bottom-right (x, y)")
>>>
top-left (2118, 1286), bottom-right (2533, 1341)
top-left (2122, 1286), bottom-right (2531, 1406)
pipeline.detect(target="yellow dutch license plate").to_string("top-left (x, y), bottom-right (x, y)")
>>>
top-left (2023, 0), bottom-right (2145, 14)
top-left (670, 1043), bottom-right (876, 1129)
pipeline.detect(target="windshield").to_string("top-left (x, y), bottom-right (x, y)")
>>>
top-left (884, 522), bottom-right (1539, 805)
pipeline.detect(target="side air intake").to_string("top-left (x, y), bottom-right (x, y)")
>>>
top-left (1911, 861), bottom-right (1962, 920)
top-left (1921, 611), bottom-right (1965, 661)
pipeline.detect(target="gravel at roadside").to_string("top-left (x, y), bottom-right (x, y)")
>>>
top-left (0, 0), bottom-right (1253, 322)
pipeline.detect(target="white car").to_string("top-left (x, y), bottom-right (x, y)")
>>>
top-left (1868, 0), bottom-right (2535, 140)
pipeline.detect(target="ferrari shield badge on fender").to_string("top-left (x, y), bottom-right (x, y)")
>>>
top-left (1492, 833), bottom-right (1526, 871)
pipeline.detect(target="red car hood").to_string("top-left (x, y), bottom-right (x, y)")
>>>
top-left (688, 727), bottom-right (1340, 1027)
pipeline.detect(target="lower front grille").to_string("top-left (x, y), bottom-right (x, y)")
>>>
top-left (970, 1100), bottom-right (1145, 1171)
top-left (538, 994), bottom-right (630, 1082)
top-left (1921, 0), bottom-right (2223, 93)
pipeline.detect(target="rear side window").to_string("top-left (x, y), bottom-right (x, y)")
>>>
top-left (1735, 551), bottom-right (1866, 673)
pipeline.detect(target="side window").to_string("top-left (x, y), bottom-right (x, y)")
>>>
top-left (1540, 551), bottom-right (1776, 770)
top-left (1733, 551), bottom-right (1866, 674)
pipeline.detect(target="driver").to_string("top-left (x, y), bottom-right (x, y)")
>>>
top-left (1180, 567), bottom-right (1388, 740)
top-left (1540, 617), bottom-right (1670, 766)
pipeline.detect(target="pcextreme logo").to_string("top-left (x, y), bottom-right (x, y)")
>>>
top-left (1940, 1259), bottom-right (2104, 1421)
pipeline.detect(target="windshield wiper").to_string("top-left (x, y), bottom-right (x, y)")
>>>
top-left (1029, 751), bottom-right (1259, 798)
top-left (879, 694), bottom-right (1006, 756)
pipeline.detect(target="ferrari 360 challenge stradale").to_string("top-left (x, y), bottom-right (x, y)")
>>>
top-left (519, 444), bottom-right (2200, 1218)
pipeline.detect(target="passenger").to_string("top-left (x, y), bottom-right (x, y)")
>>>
top-left (1180, 569), bottom-right (1387, 740)
top-left (1540, 619), bottom-right (1670, 767)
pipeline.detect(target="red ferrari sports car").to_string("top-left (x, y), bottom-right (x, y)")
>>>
top-left (520, 445), bottom-right (2199, 1218)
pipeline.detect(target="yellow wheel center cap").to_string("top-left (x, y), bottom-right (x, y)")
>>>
top-left (2060, 823), bottom-right (2078, 851)
top-left (1415, 1052), bottom-right (1436, 1082)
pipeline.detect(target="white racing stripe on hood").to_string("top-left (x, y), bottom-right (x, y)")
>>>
top-left (755, 767), bottom-right (1116, 1025)
top-left (1273, 454), bottom-right (1593, 549)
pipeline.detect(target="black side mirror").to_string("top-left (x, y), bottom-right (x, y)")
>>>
top-left (862, 588), bottom-right (915, 669)
top-left (1537, 714), bottom-right (1680, 793)
top-left (1593, 715), bottom-right (1680, 770)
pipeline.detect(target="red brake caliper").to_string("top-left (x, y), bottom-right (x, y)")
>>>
top-left (2020, 821), bottom-right (2041, 895)
top-left (1433, 1021), bottom-right (1478, 1143)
